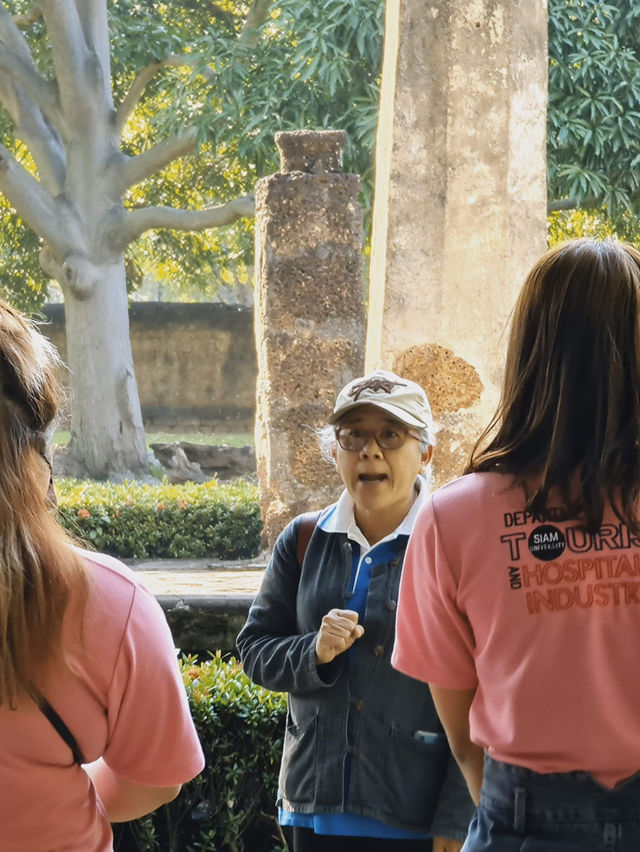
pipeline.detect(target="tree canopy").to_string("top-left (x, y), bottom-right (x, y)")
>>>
top-left (0, 0), bottom-right (382, 306)
top-left (2, 0), bottom-right (640, 312)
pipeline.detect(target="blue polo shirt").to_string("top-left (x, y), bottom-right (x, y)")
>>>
top-left (279, 479), bottom-right (431, 839)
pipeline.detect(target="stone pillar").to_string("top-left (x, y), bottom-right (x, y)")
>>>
top-left (367, 0), bottom-right (548, 485)
top-left (254, 130), bottom-right (366, 548)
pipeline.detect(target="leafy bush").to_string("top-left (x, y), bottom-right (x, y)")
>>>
top-left (55, 478), bottom-right (261, 559)
top-left (113, 655), bottom-right (288, 852)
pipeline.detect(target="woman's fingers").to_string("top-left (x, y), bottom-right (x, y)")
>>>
top-left (315, 609), bottom-right (364, 664)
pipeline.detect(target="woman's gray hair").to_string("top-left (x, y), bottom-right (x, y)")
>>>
top-left (317, 425), bottom-right (338, 465)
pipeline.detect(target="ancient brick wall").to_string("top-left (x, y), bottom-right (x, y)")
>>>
top-left (42, 302), bottom-right (256, 431)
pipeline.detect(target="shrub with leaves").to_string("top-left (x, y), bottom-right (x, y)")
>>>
top-left (55, 478), bottom-right (261, 559)
top-left (113, 655), bottom-right (288, 852)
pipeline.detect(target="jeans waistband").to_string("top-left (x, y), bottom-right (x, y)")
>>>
top-left (481, 755), bottom-right (640, 822)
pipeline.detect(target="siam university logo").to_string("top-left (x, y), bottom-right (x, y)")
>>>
top-left (527, 525), bottom-right (566, 561)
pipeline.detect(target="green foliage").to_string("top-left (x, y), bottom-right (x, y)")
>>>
top-left (119, 0), bottom-right (382, 289)
top-left (548, 206), bottom-right (640, 247)
top-left (548, 0), bottom-right (640, 220)
top-left (0, 0), bottom-right (383, 301)
top-left (5, 0), bottom-right (640, 307)
top-left (113, 655), bottom-right (287, 852)
top-left (55, 478), bottom-right (261, 559)
top-left (0, 147), bottom-right (50, 312)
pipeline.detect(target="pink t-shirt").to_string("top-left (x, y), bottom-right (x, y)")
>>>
top-left (0, 549), bottom-right (204, 851)
top-left (392, 472), bottom-right (640, 788)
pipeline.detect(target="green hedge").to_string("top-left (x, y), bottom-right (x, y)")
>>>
top-left (55, 478), bottom-right (261, 559)
top-left (113, 655), bottom-right (288, 852)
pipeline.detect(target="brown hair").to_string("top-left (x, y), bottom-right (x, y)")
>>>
top-left (0, 302), bottom-right (87, 703)
top-left (467, 238), bottom-right (640, 533)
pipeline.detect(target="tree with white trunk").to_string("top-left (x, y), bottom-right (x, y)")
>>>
top-left (0, 1), bottom-right (256, 477)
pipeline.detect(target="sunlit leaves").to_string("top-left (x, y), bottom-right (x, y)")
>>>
top-left (117, 0), bottom-right (383, 292)
top-left (548, 0), bottom-right (640, 222)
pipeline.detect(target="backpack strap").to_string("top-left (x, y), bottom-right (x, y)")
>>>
top-left (296, 510), bottom-right (322, 568)
top-left (32, 687), bottom-right (86, 766)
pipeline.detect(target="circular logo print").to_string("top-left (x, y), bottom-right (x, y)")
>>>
top-left (528, 524), bottom-right (566, 561)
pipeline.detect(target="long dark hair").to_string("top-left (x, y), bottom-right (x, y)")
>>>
top-left (0, 302), bottom-right (87, 703)
top-left (467, 238), bottom-right (640, 533)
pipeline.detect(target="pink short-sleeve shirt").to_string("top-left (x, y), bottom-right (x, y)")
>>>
top-left (392, 472), bottom-right (640, 788)
top-left (0, 549), bottom-right (204, 851)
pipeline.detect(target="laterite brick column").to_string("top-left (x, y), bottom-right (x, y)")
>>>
top-left (254, 130), bottom-right (366, 548)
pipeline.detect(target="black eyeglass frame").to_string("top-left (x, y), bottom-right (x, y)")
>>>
top-left (334, 425), bottom-right (423, 452)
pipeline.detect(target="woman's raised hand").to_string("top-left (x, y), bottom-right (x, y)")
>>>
top-left (315, 609), bottom-right (364, 665)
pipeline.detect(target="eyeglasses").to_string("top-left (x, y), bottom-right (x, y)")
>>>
top-left (335, 425), bottom-right (420, 452)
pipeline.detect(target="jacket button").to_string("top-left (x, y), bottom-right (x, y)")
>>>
top-left (373, 644), bottom-right (384, 656)
top-left (386, 600), bottom-right (397, 610)
top-left (351, 698), bottom-right (364, 711)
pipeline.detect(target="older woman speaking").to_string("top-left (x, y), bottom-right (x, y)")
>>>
top-left (238, 370), bottom-right (474, 852)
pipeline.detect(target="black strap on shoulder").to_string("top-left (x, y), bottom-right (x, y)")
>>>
top-left (32, 687), bottom-right (86, 766)
top-left (296, 510), bottom-right (322, 568)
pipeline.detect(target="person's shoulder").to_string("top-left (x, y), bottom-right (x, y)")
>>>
top-left (74, 547), bottom-right (138, 593)
top-left (280, 505), bottom-right (334, 537)
top-left (68, 549), bottom-right (169, 675)
top-left (431, 471), bottom-right (516, 512)
top-left (74, 547), bottom-right (157, 620)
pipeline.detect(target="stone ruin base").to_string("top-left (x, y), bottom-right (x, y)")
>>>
top-left (53, 441), bottom-right (256, 483)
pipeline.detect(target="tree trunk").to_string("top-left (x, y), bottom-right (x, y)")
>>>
top-left (0, 1), bottom-right (253, 478)
top-left (62, 260), bottom-right (149, 479)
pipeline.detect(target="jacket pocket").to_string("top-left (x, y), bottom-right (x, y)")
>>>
top-left (279, 714), bottom-right (318, 805)
top-left (382, 725), bottom-right (449, 827)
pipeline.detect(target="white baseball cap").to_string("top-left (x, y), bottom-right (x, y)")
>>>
top-left (329, 370), bottom-right (433, 431)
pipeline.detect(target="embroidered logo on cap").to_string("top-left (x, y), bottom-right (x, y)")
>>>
top-left (349, 377), bottom-right (407, 400)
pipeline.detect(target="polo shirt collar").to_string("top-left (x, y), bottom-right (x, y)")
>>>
top-left (318, 475), bottom-right (430, 548)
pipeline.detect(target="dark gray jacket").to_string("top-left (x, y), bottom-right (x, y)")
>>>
top-left (236, 513), bottom-right (475, 839)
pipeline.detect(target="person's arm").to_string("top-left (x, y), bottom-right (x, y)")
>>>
top-left (429, 750), bottom-right (476, 846)
top-left (237, 520), bottom-right (348, 693)
top-left (84, 758), bottom-right (181, 823)
top-left (429, 685), bottom-right (484, 805)
top-left (91, 557), bottom-right (204, 801)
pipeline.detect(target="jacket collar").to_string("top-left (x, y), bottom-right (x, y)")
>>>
top-left (318, 475), bottom-right (430, 549)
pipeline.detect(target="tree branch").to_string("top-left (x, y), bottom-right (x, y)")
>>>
top-left (547, 196), bottom-right (601, 213)
top-left (115, 127), bottom-right (198, 191)
top-left (37, 0), bottom-right (96, 123)
top-left (0, 51), bottom-right (61, 128)
top-left (76, 0), bottom-right (112, 103)
top-left (0, 142), bottom-right (69, 250)
top-left (0, 72), bottom-right (65, 193)
top-left (239, 0), bottom-right (273, 47)
top-left (109, 196), bottom-right (255, 250)
top-left (114, 55), bottom-right (213, 134)
top-left (0, 4), bottom-right (61, 129)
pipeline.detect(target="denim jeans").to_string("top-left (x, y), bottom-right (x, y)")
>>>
top-left (289, 827), bottom-right (433, 851)
top-left (462, 754), bottom-right (640, 851)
